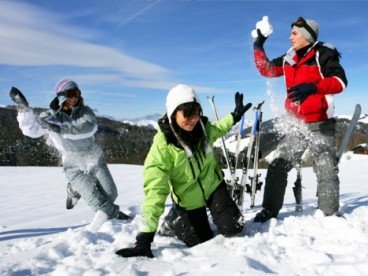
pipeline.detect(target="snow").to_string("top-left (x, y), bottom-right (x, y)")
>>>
top-left (135, 119), bottom-right (158, 129)
top-left (1, 154), bottom-right (368, 275)
top-left (215, 133), bottom-right (250, 154)
top-left (122, 113), bottom-right (161, 129)
top-left (213, 119), bottom-right (253, 153)
top-left (123, 119), bottom-right (158, 129)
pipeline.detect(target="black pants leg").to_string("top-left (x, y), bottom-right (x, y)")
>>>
top-left (261, 126), bottom-right (306, 216)
top-left (262, 158), bottom-right (293, 215)
top-left (207, 182), bottom-right (244, 237)
top-left (172, 205), bottom-right (213, 247)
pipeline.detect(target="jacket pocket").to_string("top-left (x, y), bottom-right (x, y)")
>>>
top-left (299, 94), bottom-right (327, 116)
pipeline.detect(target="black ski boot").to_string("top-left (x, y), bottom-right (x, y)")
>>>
top-left (66, 183), bottom-right (81, 210)
top-left (254, 208), bottom-right (277, 223)
top-left (9, 87), bottom-right (29, 108)
top-left (117, 211), bottom-right (131, 220)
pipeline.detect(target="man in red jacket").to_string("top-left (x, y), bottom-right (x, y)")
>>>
top-left (253, 17), bottom-right (348, 222)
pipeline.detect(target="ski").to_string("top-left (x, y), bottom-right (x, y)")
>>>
top-left (240, 131), bottom-right (254, 192)
top-left (248, 101), bottom-right (264, 208)
top-left (240, 101), bottom-right (264, 208)
top-left (337, 104), bottom-right (362, 162)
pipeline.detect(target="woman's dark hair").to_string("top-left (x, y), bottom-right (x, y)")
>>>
top-left (170, 101), bottom-right (206, 153)
top-left (170, 101), bottom-right (202, 122)
top-left (62, 89), bottom-right (84, 113)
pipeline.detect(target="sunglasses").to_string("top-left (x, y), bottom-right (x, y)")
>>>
top-left (291, 17), bottom-right (317, 41)
top-left (65, 88), bottom-right (81, 98)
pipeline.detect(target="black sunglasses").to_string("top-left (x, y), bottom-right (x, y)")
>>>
top-left (291, 17), bottom-right (317, 41)
top-left (65, 88), bottom-right (81, 98)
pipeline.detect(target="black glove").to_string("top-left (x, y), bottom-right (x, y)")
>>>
top-left (115, 232), bottom-right (155, 258)
top-left (254, 29), bottom-right (268, 50)
top-left (9, 87), bottom-right (29, 108)
top-left (287, 83), bottom-right (317, 104)
top-left (231, 92), bottom-right (252, 124)
top-left (50, 97), bottom-right (60, 111)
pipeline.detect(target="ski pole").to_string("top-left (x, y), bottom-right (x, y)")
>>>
top-left (207, 96), bottom-right (237, 191)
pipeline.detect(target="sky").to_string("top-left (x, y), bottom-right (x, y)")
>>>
top-left (1, 0), bottom-right (368, 121)
top-left (1, 154), bottom-right (368, 274)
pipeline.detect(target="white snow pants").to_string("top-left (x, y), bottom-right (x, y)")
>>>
top-left (63, 145), bottom-right (120, 219)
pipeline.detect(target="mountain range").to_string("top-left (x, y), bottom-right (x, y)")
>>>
top-left (121, 113), bottom-right (161, 129)
top-left (1, 105), bottom-right (367, 167)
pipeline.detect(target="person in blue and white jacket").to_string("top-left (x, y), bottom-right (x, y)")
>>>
top-left (16, 79), bottom-right (129, 220)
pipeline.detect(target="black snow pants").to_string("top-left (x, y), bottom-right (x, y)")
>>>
top-left (164, 181), bottom-right (244, 247)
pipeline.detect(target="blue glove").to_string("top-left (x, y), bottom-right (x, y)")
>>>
top-left (115, 232), bottom-right (155, 258)
top-left (287, 83), bottom-right (317, 103)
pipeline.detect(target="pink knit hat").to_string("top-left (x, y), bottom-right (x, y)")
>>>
top-left (55, 79), bottom-right (79, 96)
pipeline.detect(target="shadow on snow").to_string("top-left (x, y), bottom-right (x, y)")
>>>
top-left (0, 224), bottom-right (87, 241)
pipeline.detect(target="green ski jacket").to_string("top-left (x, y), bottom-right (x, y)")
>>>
top-left (141, 114), bottom-right (234, 233)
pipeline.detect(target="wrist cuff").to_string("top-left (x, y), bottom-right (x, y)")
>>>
top-left (136, 232), bottom-right (155, 244)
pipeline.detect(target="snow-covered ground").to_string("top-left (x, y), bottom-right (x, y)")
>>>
top-left (1, 154), bottom-right (368, 275)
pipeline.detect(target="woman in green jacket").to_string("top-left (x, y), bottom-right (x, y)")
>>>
top-left (116, 84), bottom-right (252, 258)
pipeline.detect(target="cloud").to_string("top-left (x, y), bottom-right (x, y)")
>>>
top-left (0, 1), bottom-right (225, 94)
top-left (63, 73), bottom-right (224, 93)
top-left (113, 0), bottom-right (163, 28)
top-left (0, 4), bottom-right (168, 75)
top-left (0, 1), bottom-right (171, 87)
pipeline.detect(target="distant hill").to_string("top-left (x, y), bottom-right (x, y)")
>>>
top-left (1, 106), bottom-right (366, 167)
top-left (121, 113), bottom-right (161, 129)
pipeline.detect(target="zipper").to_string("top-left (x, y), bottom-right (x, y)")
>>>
top-left (197, 179), bottom-right (206, 200)
top-left (189, 156), bottom-right (206, 200)
top-left (188, 158), bottom-right (196, 179)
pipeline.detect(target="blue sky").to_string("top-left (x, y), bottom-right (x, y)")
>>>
top-left (1, 0), bottom-right (367, 121)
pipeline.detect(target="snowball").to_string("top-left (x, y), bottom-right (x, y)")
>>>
top-left (251, 16), bottom-right (273, 39)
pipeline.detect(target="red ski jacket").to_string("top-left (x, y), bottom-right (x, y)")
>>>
top-left (254, 42), bottom-right (348, 123)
